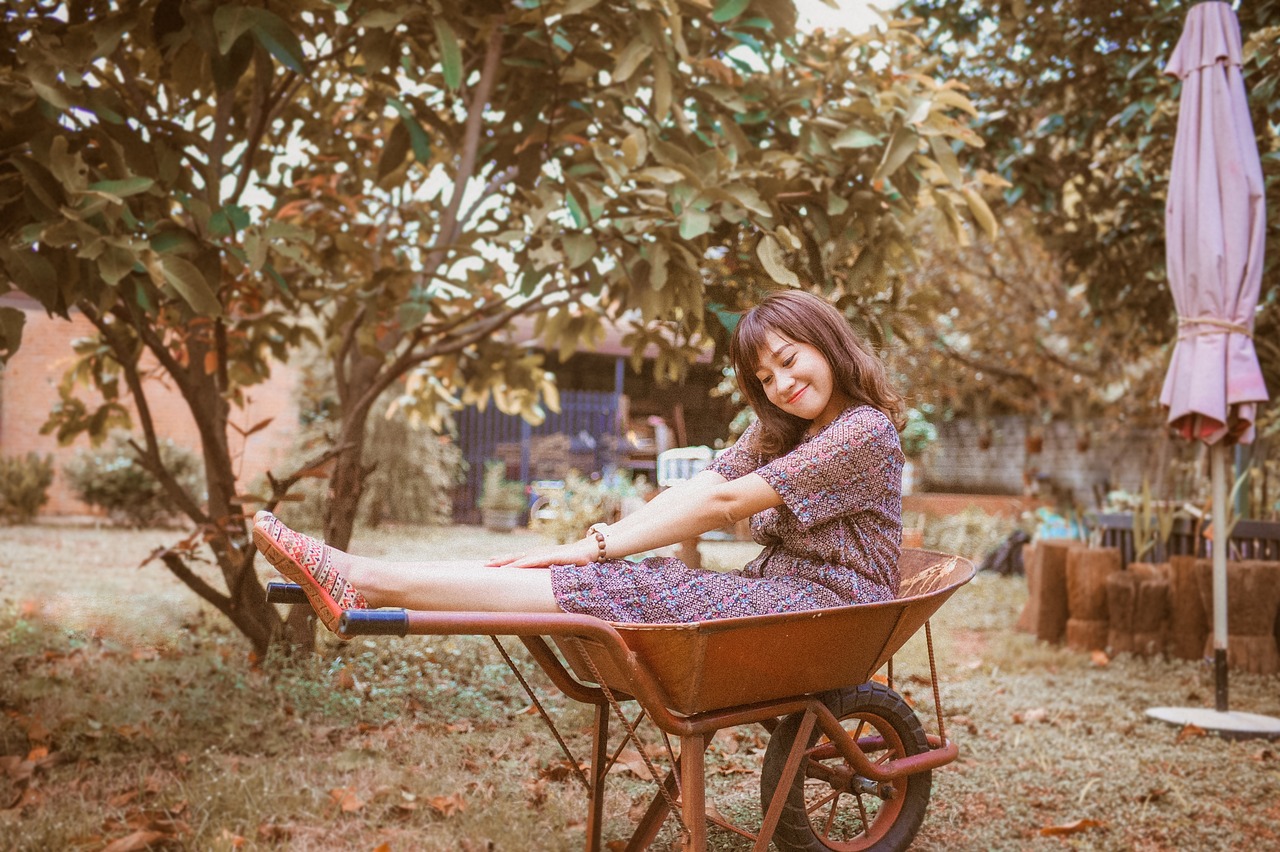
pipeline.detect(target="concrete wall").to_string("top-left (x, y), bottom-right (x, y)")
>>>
top-left (920, 415), bottom-right (1194, 510)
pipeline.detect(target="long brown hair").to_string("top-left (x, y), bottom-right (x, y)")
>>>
top-left (729, 290), bottom-right (904, 455)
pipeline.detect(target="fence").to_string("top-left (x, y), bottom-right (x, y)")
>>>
top-left (453, 390), bottom-right (622, 524)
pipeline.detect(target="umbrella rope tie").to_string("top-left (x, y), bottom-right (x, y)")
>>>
top-left (1177, 317), bottom-right (1252, 339)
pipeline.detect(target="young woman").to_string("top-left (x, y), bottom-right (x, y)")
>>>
top-left (254, 290), bottom-right (906, 631)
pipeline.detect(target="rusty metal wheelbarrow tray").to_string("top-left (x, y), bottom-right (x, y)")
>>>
top-left (555, 549), bottom-right (972, 715)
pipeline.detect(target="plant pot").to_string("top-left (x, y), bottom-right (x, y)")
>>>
top-left (482, 508), bottom-right (521, 532)
top-left (977, 427), bottom-right (993, 451)
top-left (1025, 432), bottom-right (1044, 454)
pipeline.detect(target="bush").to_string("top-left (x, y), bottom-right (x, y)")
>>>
top-left (530, 469), bottom-right (649, 544)
top-left (0, 453), bottom-right (54, 523)
top-left (63, 435), bottom-right (204, 527)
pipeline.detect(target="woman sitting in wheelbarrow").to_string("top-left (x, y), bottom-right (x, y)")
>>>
top-left (255, 290), bottom-right (906, 631)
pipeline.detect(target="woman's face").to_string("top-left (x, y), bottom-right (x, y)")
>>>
top-left (753, 330), bottom-right (851, 430)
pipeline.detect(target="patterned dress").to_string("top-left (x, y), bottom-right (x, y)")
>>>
top-left (549, 405), bottom-right (904, 624)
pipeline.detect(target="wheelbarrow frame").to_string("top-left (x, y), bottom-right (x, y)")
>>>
top-left (266, 549), bottom-right (974, 851)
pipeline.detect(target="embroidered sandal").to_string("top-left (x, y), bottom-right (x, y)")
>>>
top-left (253, 510), bottom-right (368, 634)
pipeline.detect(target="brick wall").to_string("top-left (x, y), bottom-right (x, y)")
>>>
top-left (1, 295), bottom-right (301, 516)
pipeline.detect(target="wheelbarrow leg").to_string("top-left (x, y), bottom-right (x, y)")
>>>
top-left (680, 734), bottom-right (707, 852)
top-left (753, 709), bottom-right (816, 852)
top-left (586, 703), bottom-right (609, 852)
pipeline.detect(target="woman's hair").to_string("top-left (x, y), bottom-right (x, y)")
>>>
top-left (729, 290), bottom-right (904, 455)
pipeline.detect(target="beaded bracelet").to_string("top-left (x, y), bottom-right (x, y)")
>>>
top-left (588, 523), bottom-right (609, 561)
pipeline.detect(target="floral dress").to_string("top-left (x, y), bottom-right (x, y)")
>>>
top-left (549, 405), bottom-right (904, 623)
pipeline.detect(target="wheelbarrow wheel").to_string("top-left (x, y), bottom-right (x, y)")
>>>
top-left (760, 682), bottom-right (931, 852)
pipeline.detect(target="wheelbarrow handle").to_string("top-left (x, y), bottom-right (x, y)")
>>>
top-left (265, 581), bottom-right (308, 604)
top-left (340, 609), bottom-right (411, 635)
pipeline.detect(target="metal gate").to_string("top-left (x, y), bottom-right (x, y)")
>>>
top-left (453, 390), bottom-right (621, 524)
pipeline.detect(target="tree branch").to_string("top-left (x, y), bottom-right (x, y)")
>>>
top-left (156, 550), bottom-right (234, 619)
top-left (82, 303), bottom-right (210, 524)
top-left (264, 441), bottom-right (357, 513)
top-left (427, 18), bottom-right (505, 273)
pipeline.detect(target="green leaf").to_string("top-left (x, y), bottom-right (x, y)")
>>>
top-left (253, 11), bottom-right (307, 74)
top-left (209, 204), bottom-right (250, 237)
top-left (159, 255), bottom-right (222, 316)
top-left (0, 306), bottom-right (26, 360)
top-left (929, 136), bottom-right (963, 189)
top-left (388, 98), bottom-right (432, 164)
top-left (722, 185), bottom-right (772, 218)
top-left (679, 209), bottom-right (711, 240)
top-left (562, 234), bottom-right (598, 269)
top-left (961, 187), bottom-right (999, 239)
top-left (649, 242), bottom-right (670, 289)
top-left (562, 0), bottom-right (603, 15)
top-left (872, 126), bottom-right (919, 184)
top-left (88, 177), bottom-right (155, 198)
top-left (377, 120), bottom-right (411, 181)
top-left (712, 0), bottom-right (752, 24)
top-left (566, 190), bottom-right (590, 228)
top-left (613, 37), bottom-right (652, 83)
top-left (433, 19), bottom-right (463, 91)
top-left (832, 126), bottom-right (881, 150)
top-left (756, 234), bottom-right (799, 287)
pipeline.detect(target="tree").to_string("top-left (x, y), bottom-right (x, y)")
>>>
top-left (900, 0), bottom-right (1280, 414)
top-left (1, 0), bottom-right (988, 654)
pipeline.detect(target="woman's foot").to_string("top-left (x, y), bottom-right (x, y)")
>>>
top-left (253, 511), bottom-right (368, 634)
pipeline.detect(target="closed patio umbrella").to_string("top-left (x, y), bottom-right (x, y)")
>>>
top-left (1148, 0), bottom-right (1277, 737)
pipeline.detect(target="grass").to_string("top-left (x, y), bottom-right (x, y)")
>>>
top-left (0, 521), bottom-right (1278, 851)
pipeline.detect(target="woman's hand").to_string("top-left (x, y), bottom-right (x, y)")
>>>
top-left (485, 536), bottom-right (598, 569)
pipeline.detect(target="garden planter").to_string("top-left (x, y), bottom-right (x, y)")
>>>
top-left (1065, 547), bottom-right (1121, 651)
top-left (1167, 555), bottom-right (1208, 660)
top-left (1105, 564), bottom-right (1171, 658)
top-left (482, 508), bottom-right (522, 533)
top-left (1194, 560), bottom-right (1280, 674)
top-left (1015, 543), bottom-right (1039, 633)
top-left (1019, 540), bottom-right (1083, 644)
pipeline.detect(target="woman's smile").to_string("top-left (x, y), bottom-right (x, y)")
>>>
top-left (754, 330), bottom-right (852, 430)
top-left (787, 386), bottom-right (808, 405)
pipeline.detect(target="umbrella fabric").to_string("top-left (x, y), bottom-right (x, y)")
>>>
top-left (1158, 1), bottom-right (1268, 445)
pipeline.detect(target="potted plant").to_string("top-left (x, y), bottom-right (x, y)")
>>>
top-left (899, 408), bottom-right (937, 495)
top-left (479, 460), bottom-right (526, 532)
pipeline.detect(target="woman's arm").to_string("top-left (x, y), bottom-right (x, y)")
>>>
top-left (487, 471), bottom-right (781, 569)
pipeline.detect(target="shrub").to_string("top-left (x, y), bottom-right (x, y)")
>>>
top-left (63, 434), bottom-right (204, 527)
top-left (530, 469), bottom-right (649, 544)
top-left (0, 453), bottom-right (54, 523)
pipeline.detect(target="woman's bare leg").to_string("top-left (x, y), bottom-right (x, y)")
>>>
top-left (254, 512), bottom-right (560, 633)
top-left (349, 559), bottom-right (560, 613)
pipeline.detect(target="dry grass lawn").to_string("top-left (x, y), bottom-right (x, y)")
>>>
top-left (1, 521), bottom-right (1277, 851)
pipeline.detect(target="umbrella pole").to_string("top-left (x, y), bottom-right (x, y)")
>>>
top-left (1210, 440), bottom-right (1230, 713)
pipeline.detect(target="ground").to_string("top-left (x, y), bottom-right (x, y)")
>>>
top-left (0, 522), bottom-right (1277, 851)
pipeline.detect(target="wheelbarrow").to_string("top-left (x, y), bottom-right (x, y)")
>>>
top-left (266, 548), bottom-right (974, 851)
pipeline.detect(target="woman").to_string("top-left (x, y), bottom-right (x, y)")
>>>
top-left (254, 290), bottom-right (906, 631)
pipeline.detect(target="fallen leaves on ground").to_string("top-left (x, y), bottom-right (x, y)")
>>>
top-left (330, 787), bottom-right (365, 813)
top-left (1040, 817), bottom-right (1106, 836)
top-left (428, 792), bottom-right (466, 818)
top-left (1175, 723), bottom-right (1207, 744)
top-left (1090, 650), bottom-right (1110, 667)
top-left (1013, 707), bottom-right (1048, 725)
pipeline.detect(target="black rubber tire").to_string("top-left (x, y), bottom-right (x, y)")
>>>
top-left (760, 682), bottom-right (932, 852)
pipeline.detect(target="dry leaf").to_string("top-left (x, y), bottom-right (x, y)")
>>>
top-left (101, 830), bottom-right (172, 852)
top-left (445, 721), bottom-right (473, 733)
top-left (219, 828), bottom-right (246, 848)
top-left (1253, 748), bottom-right (1275, 762)
top-left (1090, 650), bottom-right (1110, 666)
top-left (371, 844), bottom-right (391, 852)
top-left (1175, 723), bottom-right (1207, 744)
top-left (1039, 818), bottom-right (1104, 836)
top-left (428, 793), bottom-right (466, 817)
top-left (334, 667), bottom-right (357, 691)
top-left (329, 788), bottom-right (365, 813)
top-left (613, 748), bottom-right (654, 780)
top-left (1136, 788), bottom-right (1167, 804)
top-left (1013, 708), bottom-right (1048, 725)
